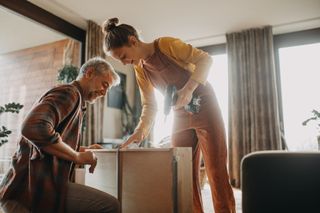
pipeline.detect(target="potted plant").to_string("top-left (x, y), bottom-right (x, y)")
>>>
top-left (57, 64), bottom-right (79, 83)
top-left (302, 109), bottom-right (320, 150)
top-left (0, 102), bottom-right (23, 147)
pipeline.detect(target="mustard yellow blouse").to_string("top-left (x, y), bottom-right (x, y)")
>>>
top-left (134, 37), bottom-right (212, 137)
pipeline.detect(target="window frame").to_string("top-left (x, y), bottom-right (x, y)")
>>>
top-left (273, 28), bottom-right (320, 149)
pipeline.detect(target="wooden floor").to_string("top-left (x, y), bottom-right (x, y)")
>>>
top-left (202, 183), bottom-right (242, 213)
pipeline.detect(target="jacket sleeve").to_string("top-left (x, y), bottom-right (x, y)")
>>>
top-left (159, 37), bottom-right (213, 85)
top-left (133, 65), bottom-right (157, 138)
top-left (21, 86), bottom-right (79, 148)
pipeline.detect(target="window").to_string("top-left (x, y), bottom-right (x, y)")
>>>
top-left (152, 54), bottom-right (228, 144)
top-left (207, 54), bottom-right (228, 136)
top-left (278, 42), bottom-right (320, 150)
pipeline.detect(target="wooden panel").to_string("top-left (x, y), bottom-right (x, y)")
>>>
top-left (174, 148), bottom-right (193, 213)
top-left (0, 39), bottom-right (80, 158)
top-left (121, 150), bottom-right (175, 213)
top-left (85, 148), bottom-right (192, 213)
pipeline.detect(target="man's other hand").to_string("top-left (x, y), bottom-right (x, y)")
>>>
top-left (75, 151), bottom-right (97, 173)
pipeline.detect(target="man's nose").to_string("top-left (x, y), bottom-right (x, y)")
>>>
top-left (100, 89), bottom-right (107, 96)
top-left (101, 82), bottom-right (108, 90)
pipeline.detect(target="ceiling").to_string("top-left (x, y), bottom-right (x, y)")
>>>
top-left (1, 0), bottom-right (320, 54)
top-left (29, 0), bottom-right (320, 46)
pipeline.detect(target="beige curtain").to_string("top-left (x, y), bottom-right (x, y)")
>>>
top-left (227, 26), bottom-right (282, 188)
top-left (63, 39), bottom-right (75, 65)
top-left (83, 20), bottom-right (106, 146)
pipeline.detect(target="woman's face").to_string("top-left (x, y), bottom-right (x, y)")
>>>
top-left (110, 36), bottom-right (143, 66)
top-left (111, 45), bottom-right (141, 65)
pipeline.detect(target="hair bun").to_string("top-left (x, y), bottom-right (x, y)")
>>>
top-left (102, 18), bottom-right (119, 34)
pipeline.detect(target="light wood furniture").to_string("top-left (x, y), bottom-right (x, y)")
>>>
top-left (85, 148), bottom-right (192, 213)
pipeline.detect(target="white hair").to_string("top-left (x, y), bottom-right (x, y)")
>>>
top-left (77, 57), bottom-right (120, 87)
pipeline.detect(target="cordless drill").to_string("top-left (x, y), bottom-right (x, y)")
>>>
top-left (164, 85), bottom-right (201, 116)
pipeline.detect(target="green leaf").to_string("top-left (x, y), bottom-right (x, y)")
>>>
top-left (57, 65), bottom-right (79, 83)
top-left (0, 102), bottom-right (23, 144)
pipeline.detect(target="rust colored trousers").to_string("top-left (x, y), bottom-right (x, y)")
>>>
top-left (142, 39), bottom-right (235, 213)
top-left (171, 86), bottom-right (235, 213)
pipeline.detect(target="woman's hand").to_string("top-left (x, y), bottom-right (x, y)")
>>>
top-left (174, 79), bottom-right (199, 110)
top-left (174, 87), bottom-right (193, 110)
top-left (75, 151), bottom-right (97, 173)
top-left (120, 130), bottom-right (144, 148)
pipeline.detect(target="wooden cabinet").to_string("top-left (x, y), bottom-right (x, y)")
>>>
top-left (85, 148), bottom-right (192, 213)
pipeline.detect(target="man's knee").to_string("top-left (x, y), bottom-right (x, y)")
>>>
top-left (0, 199), bottom-right (29, 213)
top-left (107, 196), bottom-right (120, 213)
top-left (89, 192), bottom-right (120, 213)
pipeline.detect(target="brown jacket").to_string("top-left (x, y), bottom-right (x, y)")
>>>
top-left (0, 81), bottom-right (85, 213)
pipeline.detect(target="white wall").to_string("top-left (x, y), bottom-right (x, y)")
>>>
top-left (103, 56), bottom-right (136, 139)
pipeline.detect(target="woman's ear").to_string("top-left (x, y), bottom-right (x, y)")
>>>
top-left (128, 35), bottom-right (138, 47)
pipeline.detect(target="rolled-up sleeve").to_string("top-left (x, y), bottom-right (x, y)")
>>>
top-left (21, 87), bottom-right (79, 148)
top-left (159, 37), bottom-right (213, 85)
top-left (134, 66), bottom-right (157, 138)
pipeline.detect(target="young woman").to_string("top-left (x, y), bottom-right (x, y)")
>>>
top-left (102, 17), bottom-right (235, 213)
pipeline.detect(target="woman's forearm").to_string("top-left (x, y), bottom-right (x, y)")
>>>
top-left (183, 78), bottom-right (199, 93)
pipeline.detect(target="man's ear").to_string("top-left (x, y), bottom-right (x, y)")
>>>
top-left (84, 67), bottom-right (94, 78)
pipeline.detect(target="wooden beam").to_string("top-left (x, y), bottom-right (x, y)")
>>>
top-left (0, 0), bottom-right (86, 64)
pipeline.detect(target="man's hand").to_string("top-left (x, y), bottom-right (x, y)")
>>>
top-left (120, 131), bottom-right (144, 148)
top-left (79, 143), bottom-right (103, 152)
top-left (75, 151), bottom-right (97, 173)
top-left (87, 144), bottom-right (104, 149)
top-left (41, 142), bottom-right (98, 173)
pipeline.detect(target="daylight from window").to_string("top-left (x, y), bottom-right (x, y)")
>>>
top-left (279, 43), bottom-right (320, 151)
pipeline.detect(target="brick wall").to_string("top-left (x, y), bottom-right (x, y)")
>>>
top-left (0, 39), bottom-right (80, 158)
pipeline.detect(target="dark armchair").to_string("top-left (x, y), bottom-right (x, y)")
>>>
top-left (241, 151), bottom-right (320, 213)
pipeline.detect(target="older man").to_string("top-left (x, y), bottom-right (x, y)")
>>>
top-left (0, 57), bottom-right (120, 213)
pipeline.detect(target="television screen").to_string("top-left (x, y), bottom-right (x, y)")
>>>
top-left (107, 71), bottom-right (126, 109)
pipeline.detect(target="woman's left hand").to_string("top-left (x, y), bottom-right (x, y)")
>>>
top-left (174, 88), bottom-right (193, 110)
top-left (174, 79), bottom-right (199, 110)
